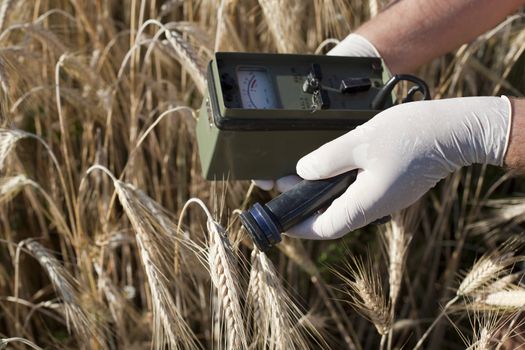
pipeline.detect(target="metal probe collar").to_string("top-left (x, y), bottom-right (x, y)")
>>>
top-left (240, 203), bottom-right (282, 253)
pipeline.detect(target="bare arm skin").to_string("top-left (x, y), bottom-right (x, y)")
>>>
top-left (356, 0), bottom-right (525, 74)
top-left (356, 0), bottom-right (525, 170)
top-left (504, 98), bottom-right (525, 169)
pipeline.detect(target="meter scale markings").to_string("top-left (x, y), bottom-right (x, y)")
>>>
top-left (237, 67), bottom-right (279, 109)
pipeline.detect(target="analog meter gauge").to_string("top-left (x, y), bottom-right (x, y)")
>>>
top-left (237, 66), bottom-right (279, 109)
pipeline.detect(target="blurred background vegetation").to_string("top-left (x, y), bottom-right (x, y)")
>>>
top-left (0, 0), bottom-right (524, 349)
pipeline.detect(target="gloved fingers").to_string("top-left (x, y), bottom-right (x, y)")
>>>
top-left (252, 179), bottom-right (274, 191)
top-left (285, 171), bottom-right (377, 239)
top-left (327, 33), bottom-right (381, 58)
top-left (275, 175), bottom-right (302, 193)
top-left (296, 132), bottom-right (364, 180)
top-left (252, 175), bottom-right (302, 192)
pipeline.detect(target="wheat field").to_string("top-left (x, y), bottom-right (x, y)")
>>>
top-left (0, 1), bottom-right (524, 349)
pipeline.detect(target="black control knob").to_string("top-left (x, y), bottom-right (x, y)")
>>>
top-left (340, 77), bottom-right (372, 94)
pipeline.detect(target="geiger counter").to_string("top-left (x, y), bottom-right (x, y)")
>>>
top-left (196, 52), bottom-right (430, 252)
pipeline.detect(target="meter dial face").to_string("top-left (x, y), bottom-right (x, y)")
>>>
top-left (236, 67), bottom-right (279, 109)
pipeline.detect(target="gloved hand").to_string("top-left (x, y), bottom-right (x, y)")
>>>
top-left (285, 96), bottom-right (512, 239)
top-left (253, 33), bottom-right (381, 192)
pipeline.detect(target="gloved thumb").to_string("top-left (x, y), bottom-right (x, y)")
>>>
top-left (296, 131), bottom-right (363, 180)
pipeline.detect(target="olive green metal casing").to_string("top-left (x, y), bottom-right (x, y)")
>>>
top-left (197, 52), bottom-right (392, 180)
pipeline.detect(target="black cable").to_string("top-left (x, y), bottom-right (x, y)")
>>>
top-left (371, 74), bottom-right (431, 110)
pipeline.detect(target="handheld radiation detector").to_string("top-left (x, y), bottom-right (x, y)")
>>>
top-left (195, 52), bottom-right (430, 253)
top-left (196, 52), bottom-right (398, 180)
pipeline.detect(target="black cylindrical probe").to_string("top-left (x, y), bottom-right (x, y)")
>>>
top-left (240, 171), bottom-right (357, 252)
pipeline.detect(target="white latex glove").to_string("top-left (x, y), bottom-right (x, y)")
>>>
top-left (285, 96), bottom-right (512, 239)
top-left (254, 34), bottom-right (381, 192)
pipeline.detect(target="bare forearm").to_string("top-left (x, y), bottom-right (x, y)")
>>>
top-left (356, 0), bottom-right (524, 73)
top-left (504, 98), bottom-right (525, 169)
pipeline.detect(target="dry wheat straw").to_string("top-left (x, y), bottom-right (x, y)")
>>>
top-left (0, 55), bottom-right (10, 94)
top-left (258, 251), bottom-right (292, 350)
top-left (0, 0), bottom-right (15, 33)
top-left (87, 166), bottom-right (200, 349)
top-left (369, 0), bottom-right (379, 17)
top-left (0, 337), bottom-right (43, 350)
top-left (278, 238), bottom-right (358, 350)
top-left (159, 0), bottom-right (184, 17)
top-left (93, 262), bottom-right (130, 325)
top-left (382, 209), bottom-right (417, 350)
top-left (114, 181), bottom-right (200, 349)
top-left (0, 174), bottom-right (73, 242)
top-left (24, 241), bottom-right (104, 347)
top-left (257, 0), bottom-right (305, 53)
top-left (463, 311), bottom-right (509, 350)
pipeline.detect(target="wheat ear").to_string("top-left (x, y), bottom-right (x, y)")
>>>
top-left (208, 219), bottom-right (247, 349)
top-left (416, 239), bottom-right (523, 349)
top-left (458, 253), bottom-right (520, 297)
top-left (247, 247), bottom-right (322, 350)
top-left (247, 248), bottom-right (269, 346)
top-left (342, 256), bottom-right (391, 336)
top-left (481, 289), bottom-right (525, 308)
top-left (0, 175), bottom-right (31, 203)
top-left (116, 181), bottom-right (200, 349)
top-left (0, 128), bottom-right (25, 170)
top-left (383, 210), bottom-right (415, 309)
top-left (87, 166), bottom-right (200, 349)
top-left (24, 241), bottom-right (105, 346)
